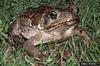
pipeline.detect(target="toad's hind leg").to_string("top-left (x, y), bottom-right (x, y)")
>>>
top-left (74, 27), bottom-right (93, 47)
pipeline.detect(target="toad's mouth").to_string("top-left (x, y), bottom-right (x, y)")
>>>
top-left (45, 20), bottom-right (79, 31)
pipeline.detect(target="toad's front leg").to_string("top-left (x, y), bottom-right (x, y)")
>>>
top-left (23, 34), bottom-right (44, 61)
top-left (23, 31), bottom-right (62, 61)
top-left (74, 27), bottom-right (93, 47)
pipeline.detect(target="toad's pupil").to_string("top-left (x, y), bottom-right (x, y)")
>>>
top-left (50, 11), bottom-right (57, 19)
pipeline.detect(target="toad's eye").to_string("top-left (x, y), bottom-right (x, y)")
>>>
top-left (49, 11), bottom-right (57, 19)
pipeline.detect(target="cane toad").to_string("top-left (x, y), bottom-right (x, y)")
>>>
top-left (9, 6), bottom-right (92, 61)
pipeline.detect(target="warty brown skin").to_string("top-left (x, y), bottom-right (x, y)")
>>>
top-left (9, 6), bottom-right (92, 61)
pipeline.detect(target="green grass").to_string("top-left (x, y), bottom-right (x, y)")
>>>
top-left (0, 0), bottom-right (100, 66)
